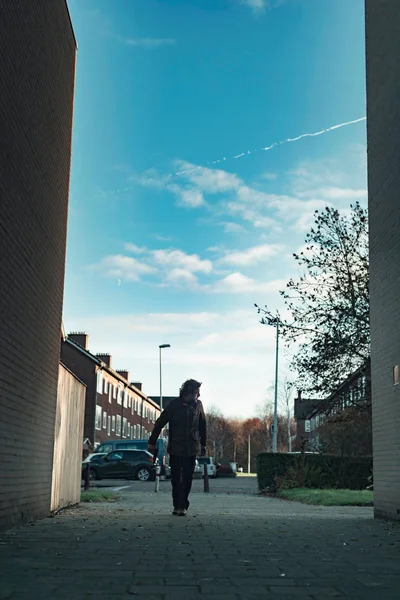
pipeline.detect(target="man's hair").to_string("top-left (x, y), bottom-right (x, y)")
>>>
top-left (179, 379), bottom-right (202, 399)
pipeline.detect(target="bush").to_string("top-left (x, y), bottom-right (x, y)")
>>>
top-left (256, 452), bottom-right (372, 491)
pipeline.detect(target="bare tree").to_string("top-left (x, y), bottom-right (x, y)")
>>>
top-left (280, 202), bottom-right (369, 398)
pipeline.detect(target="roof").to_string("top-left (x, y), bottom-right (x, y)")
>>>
top-left (307, 361), bottom-right (370, 419)
top-left (294, 398), bottom-right (322, 420)
top-left (64, 336), bottom-right (159, 409)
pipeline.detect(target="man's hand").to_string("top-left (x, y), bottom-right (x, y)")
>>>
top-left (200, 446), bottom-right (207, 457)
top-left (148, 443), bottom-right (156, 455)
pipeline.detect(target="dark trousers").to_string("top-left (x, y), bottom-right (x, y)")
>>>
top-left (170, 455), bottom-right (196, 510)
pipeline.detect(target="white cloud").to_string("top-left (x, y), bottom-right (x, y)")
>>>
top-left (221, 222), bottom-right (247, 233)
top-left (91, 255), bottom-right (156, 282)
top-left (209, 272), bottom-right (287, 295)
top-left (151, 249), bottom-right (213, 274)
top-left (124, 243), bottom-right (147, 254)
top-left (218, 243), bottom-right (284, 267)
top-left (166, 268), bottom-right (199, 285)
top-left (175, 187), bottom-right (205, 208)
top-left (124, 38), bottom-right (176, 48)
top-left (174, 160), bottom-right (241, 194)
top-left (241, 0), bottom-right (268, 14)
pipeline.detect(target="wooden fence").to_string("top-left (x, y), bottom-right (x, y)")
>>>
top-left (51, 364), bottom-right (85, 512)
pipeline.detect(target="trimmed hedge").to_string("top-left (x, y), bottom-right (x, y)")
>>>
top-left (256, 452), bottom-right (372, 491)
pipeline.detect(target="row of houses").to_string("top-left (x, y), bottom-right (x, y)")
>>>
top-left (294, 362), bottom-right (371, 453)
top-left (61, 332), bottom-right (162, 452)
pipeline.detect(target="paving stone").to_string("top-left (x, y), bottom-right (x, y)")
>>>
top-left (0, 480), bottom-right (399, 599)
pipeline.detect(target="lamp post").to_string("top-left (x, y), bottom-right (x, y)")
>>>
top-left (255, 304), bottom-right (322, 454)
top-left (159, 344), bottom-right (171, 412)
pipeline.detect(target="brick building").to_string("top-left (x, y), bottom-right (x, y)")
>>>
top-left (293, 393), bottom-right (322, 451)
top-left (61, 333), bottom-right (161, 449)
top-left (301, 365), bottom-right (371, 454)
top-left (0, 1), bottom-right (76, 530)
top-left (365, 0), bottom-right (400, 520)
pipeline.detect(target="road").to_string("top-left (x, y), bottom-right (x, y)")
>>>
top-left (84, 474), bottom-right (257, 496)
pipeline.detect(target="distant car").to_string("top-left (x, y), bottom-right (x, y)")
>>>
top-left (216, 462), bottom-right (237, 477)
top-left (193, 459), bottom-right (202, 478)
top-left (197, 456), bottom-right (217, 478)
top-left (82, 449), bottom-right (156, 482)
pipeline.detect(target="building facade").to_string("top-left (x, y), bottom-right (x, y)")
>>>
top-left (0, 1), bottom-right (76, 530)
top-left (365, 0), bottom-right (400, 520)
top-left (61, 333), bottom-right (160, 450)
top-left (305, 366), bottom-right (371, 455)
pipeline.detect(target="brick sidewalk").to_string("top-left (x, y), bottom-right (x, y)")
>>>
top-left (0, 484), bottom-right (399, 600)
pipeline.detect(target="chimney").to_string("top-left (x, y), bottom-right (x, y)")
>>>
top-left (117, 370), bottom-right (129, 381)
top-left (96, 353), bottom-right (112, 367)
top-left (131, 382), bottom-right (142, 391)
top-left (68, 332), bottom-right (89, 350)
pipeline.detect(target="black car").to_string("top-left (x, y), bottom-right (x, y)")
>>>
top-left (82, 449), bottom-right (155, 482)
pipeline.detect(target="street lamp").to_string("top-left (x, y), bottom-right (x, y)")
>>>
top-left (255, 305), bottom-right (281, 453)
top-left (159, 344), bottom-right (171, 412)
top-left (255, 303), bottom-right (322, 454)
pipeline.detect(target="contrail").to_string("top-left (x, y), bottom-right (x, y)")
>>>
top-left (91, 116), bottom-right (366, 199)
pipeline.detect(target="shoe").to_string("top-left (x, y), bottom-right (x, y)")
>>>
top-left (172, 509), bottom-right (179, 515)
top-left (177, 509), bottom-right (187, 517)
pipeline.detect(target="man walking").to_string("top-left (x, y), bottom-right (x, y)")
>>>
top-left (148, 379), bottom-right (207, 516)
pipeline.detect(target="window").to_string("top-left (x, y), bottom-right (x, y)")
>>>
top-left (130, 427), bottom-right (134, 440)
top-left (394, 365), bottom-right (399, 386)
top-left (108, 451), bottom-right (123, 461)
top-left (127, 423), bottom-right (131, 438)
top-left (116, 415), bottom-right (122, 436)
top-left (117, 384), bottom-right (123, 405)
top-left (305, 420), bottom-right (311, 433)
top-left (133, 424), bottom-right (137, 439)
top-left (104, 379), bottom-right (109, 394)
top-left (131, 399), bottom-right (135, 416)
top-left (97, 371), bottom-right (103, 394)
top-left (113, 383), bottom-right (117, 400)
top-left (112, 415), bottom-right (116, 432)
top-left (95, 406), bottom-right (102, 430)
top-left (103, 411), bottom-right (107, 429)
top-left (122, 417), bottom-right (128, 438)
top-left (98, 443), bottom-right (113, 454)
top-left (138, 401), bottom-right (142, 417)
top-left (108, 384), bottom-right (112, 404)
top-left (107, 416), bottom-right (111, 436)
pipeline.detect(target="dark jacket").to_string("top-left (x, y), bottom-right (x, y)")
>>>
top-left (149, 397), bottom-right (207, 457)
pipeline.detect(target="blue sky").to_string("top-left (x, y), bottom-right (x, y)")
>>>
top-left (64, 0), bottom-right (367, 417)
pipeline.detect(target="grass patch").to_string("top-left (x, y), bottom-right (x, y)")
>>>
top-left (80, 490), bottom-right (120, 503)
top-left (278, 488), bottom-right (373, 506)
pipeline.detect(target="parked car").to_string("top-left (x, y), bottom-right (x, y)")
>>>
top-left (82, 453), bottom-right (107, 464)
top-left (94, 438), bottom-right (169, 477)
top-left (197, 456), bottom-right (217, 478)
top-left (193, 459), bottom-right (202, 479)
top-left (82, 449), bottom-right (156, 482)
top-left (216, 462), bottom-right (237, 477)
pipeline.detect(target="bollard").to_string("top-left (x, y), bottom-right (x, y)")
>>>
top-left (84, 462), bottom-right (90, 491)
top-left (155, 459), bottom-right (161, 492)
top-left (203, 463), bottom-right (210, 493)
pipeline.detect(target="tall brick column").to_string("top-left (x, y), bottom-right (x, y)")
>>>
top-left (365, 0), bottom-right (400, 520)
top-left (0, 1), bottom-right (76, 530)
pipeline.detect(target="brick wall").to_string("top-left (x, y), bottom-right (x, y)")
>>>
top-left (0, 1), bottom-right (76, 530)
top-left (365, 0), bottom-right (400, 520)
top-left (60, 342), bottom-right (97, 445)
